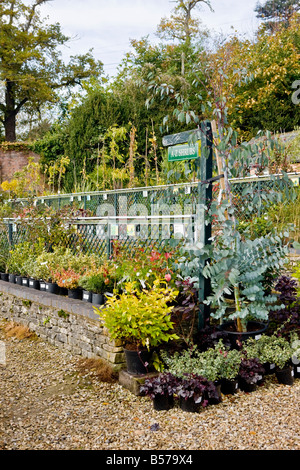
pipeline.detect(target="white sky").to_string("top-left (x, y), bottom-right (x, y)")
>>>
top-left (39, 0), bottom-right (262, 77)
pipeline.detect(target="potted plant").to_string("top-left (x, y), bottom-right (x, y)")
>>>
top-left (175, 374), bottom-right (219, 413)
top-left (206, 340), bottom-right (242, 395)
top-left (94, 279), bottom-right (180, 375)
top-left (52, 267), bottom-right (83, 299)
top-left (0, 248), bottom-right (9, 281)
top-left (238, 356), bottom-right (265, 392)
top-left (6, 242), bottom-right (34, 286)
top-left (291, 333), bottom-right (300, 379)
top-left (245, 333), bottom-right (294, 385)
top-left (140, 372), bottom-right (177, 411)
top-left (202, 229), bottom-right (288, 346)
top-left (79, 271), bottom-right (107, 304)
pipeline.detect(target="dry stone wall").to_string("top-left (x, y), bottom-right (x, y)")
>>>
top-left (0, 281), bottom-right (126, 371)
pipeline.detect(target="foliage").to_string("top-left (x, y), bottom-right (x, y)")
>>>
top-left (175, 373), bottom-right (219, 406)
top-left (160, 339), bottom-right (241, 381)
top-left (255, 0), bottom-right (300, 33)
top-left (52, 267), bottom-right (83, 290)
top-left (9, 204), bottom-right (90, 251)
top-left (6, 240), bottom-right (44, 276)
top-left (293, 264), bottom-right (300, 296)
top-left (266, 189), bottom-right (300, 242)
top-left (171, 278), bottom-right (199, 345)
top-left (94, 280), bottom-right (179, 351)
top-left (244, 333), bottom-right (293, 369)
top-left (269, 275), bottom-right (300, 330)
top-left (238, 356), bottom-right (265, 385)
top-left (202, 228), bottom-right (289, 332)
top-left (0, 0), bottom-right (103, 141)
top-left (140, 372), bottom-right (177, 398)
top-left (79, 272), bottom-right (107, 294)
top-left (112, 244), bottom-right (177, 291)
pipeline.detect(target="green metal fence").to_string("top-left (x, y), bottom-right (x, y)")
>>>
top-left (1, 172), bottom-right (299, 258)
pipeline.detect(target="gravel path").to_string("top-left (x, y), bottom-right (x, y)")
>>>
top-left (0, 319), bottom-right (299, 451)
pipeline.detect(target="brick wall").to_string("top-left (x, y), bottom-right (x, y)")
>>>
top-left (0, 148), bottom-right (40, 183)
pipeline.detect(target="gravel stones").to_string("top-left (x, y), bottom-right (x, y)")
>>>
top-left (0, 320), bottom-right (299, 451)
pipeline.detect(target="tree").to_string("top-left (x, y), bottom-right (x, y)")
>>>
top-left (255, 0), bottom-right (300, 32)
top-left (0, 0), bottom-right (103, 141)
top-left (157, 0), bottom-right (213, 76)
top-left (157, 0), bottom-right (213, 46)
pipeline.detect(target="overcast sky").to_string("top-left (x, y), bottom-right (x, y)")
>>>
top-left (39, 0), bottom-right (262, 77)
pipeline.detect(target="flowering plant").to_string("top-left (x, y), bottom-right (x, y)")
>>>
top-left (112, 244), bottom-right (176, 290)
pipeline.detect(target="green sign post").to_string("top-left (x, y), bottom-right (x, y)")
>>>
top-left (168, 143), bottom-right (199, 162)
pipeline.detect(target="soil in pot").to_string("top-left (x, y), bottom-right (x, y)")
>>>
top-left (275, 365), bottom-right (294, 385)
top-left (220, 378), bottom-right (239, 395)
top-left (152, 394), bottom-right (174, 411)
top-left (218, 321), bottom-right (268, 349)
top-left (124, 348), bottom-right (151, 375)
top-left (0, 273), bottom-right (9, 282)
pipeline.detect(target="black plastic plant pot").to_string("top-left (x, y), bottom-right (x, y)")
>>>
top-left (0, 273), bottom-right (9, 282)
top-left (29, 278), bottom-right (40, 290)
top-left (153, 394), bottom-right (174, 411)
top-left (59, 287), bottom-right (68, 296)
top-left (238, 378), bottom-right (257, 393)
top-left (45, 282), bottom-right (59, 294)
top-left (124, 348), bottom-right (151, 375)
top-left (39, 281), bottom-right (46, 291)
top-left (275, 365), bottom-right (294, 385)
top-left (220, 378), bottom-right (239, 395)
top-left (67, 288), bottom-right (82, 300)
top-left (92, 293), bottom-right (107, 305)
top-left (293, 363), bottom-right (300, 379)
top-left (21, 277), bottom-right (29, 287)
top-left (8, 274), bottom-right (15, 283)
top-left (218, 321), bottom-right (268, 349)
top-left (15, 276), bottom-right (22, 285)
top-left (179, 397), bottom-right (201, 413)
top-left (82, 290), bottom-right (92, 302)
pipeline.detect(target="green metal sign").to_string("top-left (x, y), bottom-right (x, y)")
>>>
top-left (168, 143), bottom-right (199, 162)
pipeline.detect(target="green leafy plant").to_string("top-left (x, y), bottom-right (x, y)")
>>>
top-left (79, 272), bottom-right (106, 294)
top-left (244, 333), bottom-right (293, 370)
top-left (94, 279), bottom-right (179, 351)
top-left (7, 241), bottom-right (44, 276)
top-left (202, 229), bottom-right (288, 332)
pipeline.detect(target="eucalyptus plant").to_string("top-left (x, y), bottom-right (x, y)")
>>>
top-left (148, 63), bottom-right (294, 333)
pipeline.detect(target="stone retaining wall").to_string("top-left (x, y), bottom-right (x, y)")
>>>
top-left (0, 281), bottom-right (126, 372)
